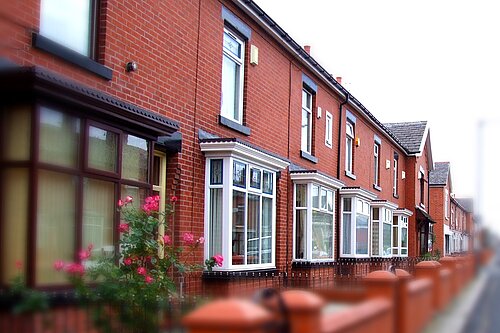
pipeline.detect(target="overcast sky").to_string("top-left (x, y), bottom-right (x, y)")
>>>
top-left (257, 0), bottom-right (500, 233)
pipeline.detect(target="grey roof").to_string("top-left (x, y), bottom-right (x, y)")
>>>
top-left (384, 121), bottom-right (427, 154)
top-left (456, 198), bottom-right (474, 213)
top-left (429, 162), bottom-right (450, 186)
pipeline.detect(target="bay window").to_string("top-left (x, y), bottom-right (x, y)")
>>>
top-left (202, 141), bottom-right (288, 270)
top-left (291, 172), bottom-right (342, 262)
top-left (340, 188), bottom-right (377, 258)
top-left (392, 210), bottom-right (412, 257)
top-left (371, 201), bottom-right (396, 257)
top-left (1, 105), bottom-right (161, 286)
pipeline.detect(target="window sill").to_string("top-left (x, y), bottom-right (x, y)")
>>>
top-left (345, 171), bottom-right (356, 180)
top-left (219, 115), bottom-right (251, 136)
top-left (393, 194), bottom-right (399, 199)
top-left (420, 203), bottom-right (426, 209)
top-left (300, 150), bottom-right (318, 164)
top-left (32, 33), bottom-right (113, 80)
top-left (373, 184), bottom-right (382, 192)
top-left (202, 268), bottom-right (278, 280)
top-left (292, 260), bottom-right (335, 268)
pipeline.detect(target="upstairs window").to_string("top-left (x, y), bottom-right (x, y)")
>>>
top-left (444, 189), bottom-right (449, 219)
top-left (374, 143), bottom-right (380, 187)
top-left (419, 170), bottom-right (426, 205)
top-left (40, 0), bottom-right (97, 56)
top-left (345, 121), bottom-right (354, 174)
top-left (325, 112), bottom-right (333, 148)
top-left (393, 153), bottom-right (399, 197)
top-left (301, 88), bottom-right (313, 153)
top-left (221, 28), bottom-right (245, 124)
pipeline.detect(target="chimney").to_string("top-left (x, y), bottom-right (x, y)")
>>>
top-left (304, 45), bottom-right (311, 55)
top-left (336, 76), bottom-right (342, 84)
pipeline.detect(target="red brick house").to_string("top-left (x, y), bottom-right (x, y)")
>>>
top-left (0, 0), bottom-right (470, 294)
top-left (429, 162), bottom-right (452, 256)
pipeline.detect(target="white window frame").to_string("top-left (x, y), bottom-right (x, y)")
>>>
top-left (325, 111), bottom-right (333, 148)
top-left (371, 201), bottom-right (397, 258)
top-left (392, 210), bottom-right (412, 257)
top-left (221, 28), bottom-right (245, 124)
top-left (374, 143), bottom-right (380, 186)
top-left (293, 183), bottom-right (337, 262)
top-left (339, 188), bottom-right (377, 258)
top-left (301, 88), bottom-right (313, 153)
top-left (201, 141), bottom-right (289, 271)
top-left (345, 121), bottom-right (354, 173)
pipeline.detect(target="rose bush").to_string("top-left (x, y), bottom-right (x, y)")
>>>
top-left (54, 195), bottom-right (223, 332)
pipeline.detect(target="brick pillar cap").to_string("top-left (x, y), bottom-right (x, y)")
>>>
top-left (439, 256), bottom-right (457, 263)
top-left (440, 268), bottom-right (452, 277)
top-left (395, 269), bottom-right (412, 279)
top-left (282, 290), bottom-right (324, 311)
top-left (182, 299), bottom-right (272, 329)
top-left (415, 260), bottom-right (442, 268)
top-left (364, 270), bottom-right (398, 282)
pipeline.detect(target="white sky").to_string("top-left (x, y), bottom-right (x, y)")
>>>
top-left (257, 0), bottom-right (500, 233)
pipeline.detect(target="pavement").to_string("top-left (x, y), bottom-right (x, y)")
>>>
top-left (423, 253), bottom-right (496, 333)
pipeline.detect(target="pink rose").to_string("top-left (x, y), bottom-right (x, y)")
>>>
top-left (145, 275), bottom-right (154, 284)
top-left (182, 232), bottom-right (195, 245)
top-left (170, 195), bottom-right (178, 203)
top-left (143, 196), bottom-right (159, 214)
top-left (78, 249), bottom-right (91, 261)
top-left (53, 260), bottom-right (65, 271)
top-left (118, 223), bottom-right (130, 233)
top-left (137, 267), bottom-right (147, 276)
top-left (65, 263), bottom-right (85, 276)
top-left (123, 258), bottom-right (132, 266)
top-left (117, 199), bottom-right (124, 207)
top-left (163, 235), bottom-right (171, 245)
top-left (125, 196), bottom-right (133, 203)
top-left (213, 254), bottom-right (224, 267)
top-left (197, 236), bottom-right (205, 244)
top-left (15, 260), bottom-right (22, 270)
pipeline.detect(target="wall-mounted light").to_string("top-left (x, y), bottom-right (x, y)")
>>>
top-left (126, 61), bottom-right (138, 72)
top-left (250, 45), bottom-right (259, 65)
top-left (317, 106), bottom-right (322, 118)
top-left (355, 137), bottom-right (361, 147)
top-left (386, 160), bottom-right (391, 169)
top-left (402, 171), bottom-right (406, 179)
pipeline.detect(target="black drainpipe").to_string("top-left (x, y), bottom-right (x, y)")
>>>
top-left (336, 93), bottom-right (349, 261)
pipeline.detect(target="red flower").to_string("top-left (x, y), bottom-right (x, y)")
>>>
top-left (53, 260), bottom-right (65, 271)
top-left (170, 195), bottom-right (178, 203)
top-left (117, 199), bottom-right (124, 207)
top-left (15, 260), bottom-right (22, 270)
top-left (65, 263), bottom-right (85, 276)
top-left (118, 223), bottom-right (130, 233)
top-left (182, 232), bottom-right (195, 245)
top-left (123, 258), bottom-right (132, 266)
top-left (137, 267), bottom-right (147, 276)
top-left (213, 254), bottom-right (224, 267)
top-left (78, 249), bottom-right (91, 261)
top-left (145, 275), bottom-right (154, 284)
top-left (197, 236), bottom-right (205, 244)
top-left (142, 196), bottom-right (160, 214)
top-left (162, 235), bottom-right (171, 245)
top-left (125, 196), bottom-right (133, 203)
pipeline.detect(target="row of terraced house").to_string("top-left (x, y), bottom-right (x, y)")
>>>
top-left (0, 0), bottom-right (474, 292)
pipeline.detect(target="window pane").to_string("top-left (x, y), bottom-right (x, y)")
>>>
top-left (355, 214), bottom-right (369, 255)
top-left (327, 190), bottom-right (334, 213)
top-left (40, 0), bottom-right (90, 55)
top-left (36, 171), bottom-right (76, 285)
top-left (296, 184), bottom-right (307, 207)
top-left (312, 185), bottom-right (319, 209)
top-left (232, 191), bottom-right (246, 265)
top-left (223, 31), bottom-right (242, 58)
top-left (401, 227), bottom-right (408, 248)
top-left (39, 107), bottom-right (80, 168)
top-left (383, 223), bottom-right (392, 256)
top-left (233, 161), bottom-right (246, 188)
top-left (1, 169), bottom-right (29, 283)
top-left (312, 211), bottom-right (333, 259)
top-left (301, 109), bottom-right (311, 152)
top-left (2, 106), bottom-right (31, 161)
top-left (342, 213), bottom-right (351, 254)
top-left (346, 138), bottom-right (352, 171)
top-left (122, 134), bottom-right (148, 182)
top-left (262, 197), bottom-right (272, 238)
top-left (320, 188), bottom-right (327, 210)
top-left (40, 0), bottom-right (91, 55)
top-left (83, 178), bottom-right (115, 259)
top-left (88, 126), bottom-right (118, 173)
top-left (152, 155), bottom-right (161, 186)
top-left (372, 208), bottom-right (380, 221)
top-left (221, 54), bottom-right (240, 122)
top-left (295, 209), bottom-right (307, 259)
top-left (210, 159), bottom-right (223, 185)
top-left (393, 226), bottom-right (399, 247)
top-left (372, 222), bottom-right (379, 256)
top-left (250, 168), bottom-right (261, 189)
top-left (261, 237), bottom-right (272, 264)
top-left (247, 194), bottom-right (260, 265)
top-left (209, 188), bottom-right (223, 258)
top-left (343, 198), bottom-right (352, 212)
top-left (263, 171), bottom-right (273, 194)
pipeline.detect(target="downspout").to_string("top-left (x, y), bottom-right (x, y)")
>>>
top-left (336, 93), bottom-right (349, 261)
